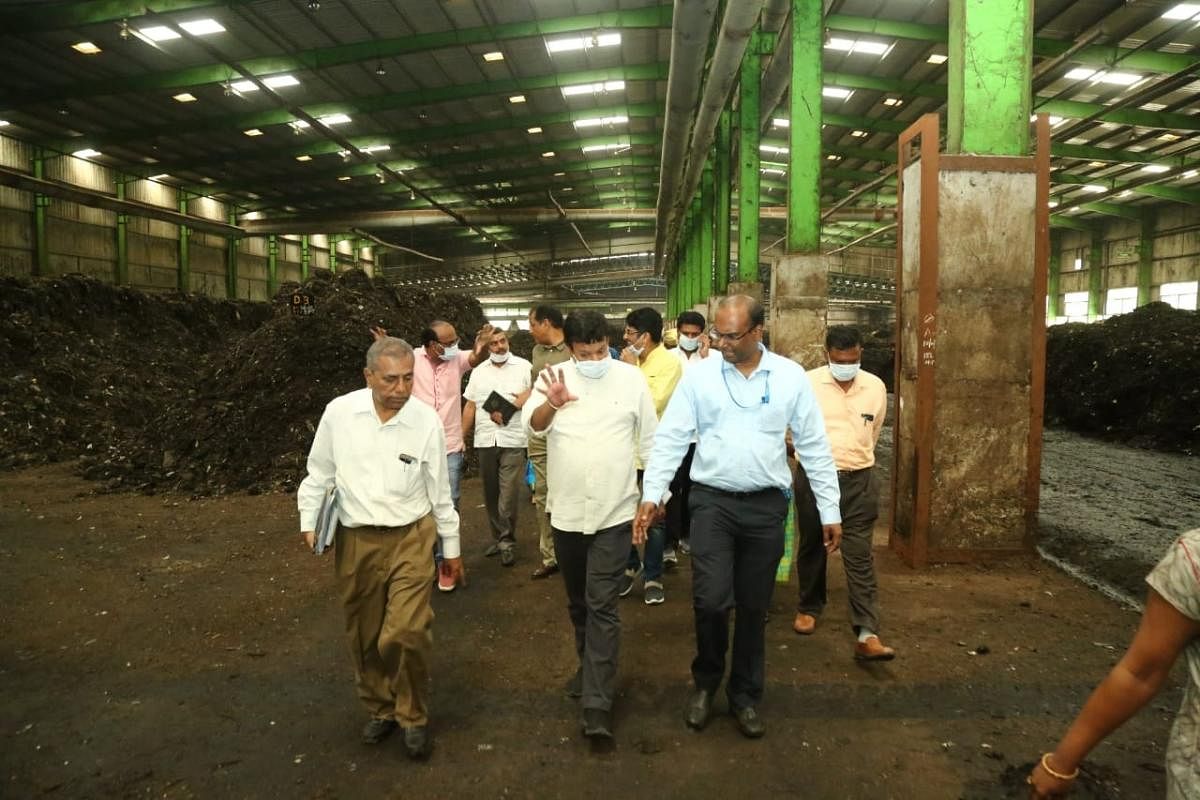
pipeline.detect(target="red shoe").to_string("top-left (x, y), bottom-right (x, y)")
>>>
top-left (437, 561), bottom-right (457, 593)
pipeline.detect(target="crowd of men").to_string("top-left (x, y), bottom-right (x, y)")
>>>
top-left (298, 295), bottom-right (895, 755)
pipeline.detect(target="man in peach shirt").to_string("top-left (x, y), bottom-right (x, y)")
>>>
top-left (792, 325), bottom-right (894, 661)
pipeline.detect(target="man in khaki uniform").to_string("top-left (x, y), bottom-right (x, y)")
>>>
top-left (526, 305), bottom-right (571, 580)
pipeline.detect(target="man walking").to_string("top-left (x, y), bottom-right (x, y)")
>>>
top-left (619, 307), bottom-right (682, 605)
top-left (636, 295), bottom-right (841, 739)
top-left (463, 330), bottom-right (532, 567)
top-left (792, 326), bottom-right (894, 661)
top-left (524, 310), bottom-right (657, 741)
top-left (526, 305), bottom-right (571, 580)
top-left (298, 336), bottom-right (464, 759)
top-left (664, 310), bottom-right (713, 564)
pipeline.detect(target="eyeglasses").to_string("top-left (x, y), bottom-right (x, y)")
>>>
top-left (708, 326), bottom-right (756, 344)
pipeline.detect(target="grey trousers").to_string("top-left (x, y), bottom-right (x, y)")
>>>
top-left (478, 446), bottom-right (526, 550)
top-left (553, 522), bottom-right (632, 712)
top-left (529, 449), bottom-right (556, 566)
top-left (794, 466), bottom-right (881, 635)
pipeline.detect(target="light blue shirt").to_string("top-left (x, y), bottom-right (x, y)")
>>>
top-left (641, 345), bottom-right (842, 525)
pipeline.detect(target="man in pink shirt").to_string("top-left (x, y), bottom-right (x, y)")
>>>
top-left (375, 320), bottom-right (493, 592)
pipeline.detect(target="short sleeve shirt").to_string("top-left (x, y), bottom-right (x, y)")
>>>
top-left (1145, 528), bottom-right (1200, 800)
top-left (411, 348), bottom-right (472, 454)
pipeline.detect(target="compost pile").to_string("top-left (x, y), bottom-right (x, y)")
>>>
top-left (1044, 302), bottom-right (1200, 454)
top-left (0, 275), bottom-right (269, 469)
top-left (80, 270), bottom-right (486, 493)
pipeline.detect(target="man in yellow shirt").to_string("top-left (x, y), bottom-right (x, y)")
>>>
top-left (619, 307), bottom-right (682, 604)
top-left (793, 326), bottom-right (894, 661)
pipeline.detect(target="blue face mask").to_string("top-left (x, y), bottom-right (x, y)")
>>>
top-left (439, 344), bottom-right (460, 361)
top-left (678, 334), bottom-right (700, 352)
top-left (828, 361), bottom-right (860, 382)
top-left (575, 356), bottom-right (612, 380)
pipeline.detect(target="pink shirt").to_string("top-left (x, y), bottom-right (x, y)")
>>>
top-left (412, 347), bottom-right (473, 454)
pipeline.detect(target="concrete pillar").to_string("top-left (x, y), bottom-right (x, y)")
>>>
top-left (267, 234), bottom-right (278, 296)
top-left (300, 234), bottom-right (310, 280)
top-left (32, 149), bottom-right (48, 277)
top-left (1137, 210), bottom-right (1155, 307)
top-left (1087, 226), bottom-right (1104, 319)
top-left (226, 210), bottom-right (239, 299)
top-left (770, 253), bottom-right (829, 368)
top-left (177, 195), bottom-right (190, 292)
top-left (1046, 229), bottom-right (1061, 319)
top-left (115, 181), bottom-right (129, 286)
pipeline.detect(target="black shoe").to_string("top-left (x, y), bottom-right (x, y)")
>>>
top-left (564, 668), bottom-right (583, 698)
top-left (531, 563), bottom-right (559, 579)
top-left (732, 705), bottom-right (765, 739)
top-left (500, 547), bottom-right (516, 567)
top-left (684, 689), bottom-right (714, 731)
top-left (360, 717), bottom-right (397, 744)
top-left (619, 565), bottom-right (641, 597)
top-left (581, 708), bottom-right (613, 740)
top-left (403, 725), bottom-right (432, 759)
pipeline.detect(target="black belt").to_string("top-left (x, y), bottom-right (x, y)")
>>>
top-left (836, 467), bottom-right (872, 477)
top-left (694, 484), bottom-right (779, 500)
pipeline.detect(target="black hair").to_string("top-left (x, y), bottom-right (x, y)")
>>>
top-left (563, 310), bottom-right (609, 346)
top-left (625, 307), bottom-right (663, 343)
top-left (825, 325), bottom-right (862, 350)
top-left (676, 310), bottom-right (706, 330)
top-left (419, 327), bottom-right (438, 346)
top-left (530, 304), bottom-right (564, 328)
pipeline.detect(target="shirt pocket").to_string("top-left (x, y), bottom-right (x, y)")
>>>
top-left (383, 433), bottom-right (425, 498)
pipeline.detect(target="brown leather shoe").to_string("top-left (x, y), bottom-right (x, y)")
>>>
top-left (531, 563), bottom-right (559, 580)
top-left (792, 613), bottom-right (817, 635)
top-left (854, 636), bottom-right (896, 661)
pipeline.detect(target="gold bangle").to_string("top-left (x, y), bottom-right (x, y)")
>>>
top-left (1040, 753), bottom-right (1079, 781)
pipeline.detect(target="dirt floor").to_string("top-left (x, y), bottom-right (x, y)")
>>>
top-left (0, 461), bottom-right (1186, 800)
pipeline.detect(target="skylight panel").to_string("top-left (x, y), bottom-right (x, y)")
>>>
top-left (136, 18), bottom-right (225, 41)
top-left (546, 33), bottom-right (622, 54)
top-left (573, 115), bottom-right (629, 129)
top-left (1162, 3), bottom-right (1200, 20)
top-left (824, 37), bottom-right (892, 57)
top-left (231, 74), bottom-right (300, 92)
top-left (561, 81), bottom-right (625, 97)
top-left (822, 86), bottom-right (853, 100)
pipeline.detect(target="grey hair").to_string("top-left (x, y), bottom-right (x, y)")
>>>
top-left (365, 336), bottom-right (414, 370)
top-left (717, 294), bottom-right (765, 328)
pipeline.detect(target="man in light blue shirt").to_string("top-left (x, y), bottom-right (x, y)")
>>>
top-left (635, 294), bottom-right (842, 739)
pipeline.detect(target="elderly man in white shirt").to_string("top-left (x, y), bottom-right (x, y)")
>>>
top-left (298, 336), bottom-right (463, 761)
top-left (523, 310), bottom-right (658, 742)
top-left (463, 330), bottom-right (532, 567)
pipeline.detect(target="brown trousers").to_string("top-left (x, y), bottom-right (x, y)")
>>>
top-left (334, 516), bottom-right (436, 726)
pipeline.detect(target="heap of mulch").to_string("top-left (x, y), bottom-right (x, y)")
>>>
top-left (1044, 302), bottom-right (1199, 454)
top-left (80, 269), bottom-right (487, 494)
top-left (0, 274), bottom-right (270, 469)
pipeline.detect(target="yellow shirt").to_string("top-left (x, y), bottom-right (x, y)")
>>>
top-left (806, 365), bottom-right (887, 471)
top-left (639, 343), bottom-right (683, 419)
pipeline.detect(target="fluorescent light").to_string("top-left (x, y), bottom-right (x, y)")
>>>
top-left (231, 74), bottom-right (300, 92)
top-left (1048, 200), bottom-right (1059, 208)
top-left (243, 128), bottom-right (263, 136)
top-left (1031, 114), bottom-right (1066, 126)
top-left (295, 155), bottom-right (312, 162)
top-left (509, 95), bottom-right (526, 104)
top-left (337, 145), bottom-right (391, 156)
top-left (136, 25), bottom-right (181, 41)
top-left (926, 53), bottom-right (948, 65)
top-left (1082, 185), bottom-right (1107, 193)
top-left (1118, 190), bottom-right (1133, 197)
top-left (822, 86), bottom-right (853, 99)
top-left (573, 115), bottom-right (628, 129)
top-left (1184, 170), bottom-right (1198, 178)
top-left (772, 117), bottom-right (790, 128)
top-left (0, 120), bottom-right (9, 127)
top-left (882, 97), bottom-right (903, 107)
top-left (761, 167), bottom-right (786, 176)
top-left (1162, 3), bottom-right (1200, 20)
top-left (581, 143), bottom-right (626, 153)
top-left (561, 80), bottom-right (624, 97)
top-left (290, 113), bottom-right (352, 130)
top-left (136, 18), bottom-right (225, 41)
top-left (1099, 71), bottom-right (1143, 86)
top-left (149, 173), bottom-right (170, 180)
top-left (337, 176), bottom-right (352, 181)
top-left (1065, 68), bottom-right (1096, 81)
top-left (545, 32), bottom-right (621, 54)
top-left (850, 130), bottom-right (868, 137)
top-left (759, 144), bottom-right (788, 155)
top-left (483, 51), bottom-right (504, 62)
top-left (824, 37), bottom-right (892, 56)
top-left (541, 151), bottom-right (556, 157)
top-left (72, 148), bottom-right (101, 158)
top-left (826, 154), bottom-right (841, 161)
top-left (72, 41), bottom-right (101, 54)
top-left (527, 126), bottom-right (543, 133)
top-left (1088, 161), bottom-right (1106, 167)
top-left (1141, 164), bottom-right (1170, 173)
top-left (553, 171), bottom-right (566, 177)
top-left (173, 92), bottom-right (197, 102)
top-left (1159, 133), bottom-right (1181, 141)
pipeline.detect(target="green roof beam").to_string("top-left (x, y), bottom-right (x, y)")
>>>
top-left (0, 0), bottom-right (238, 34)
top-left (1080, 201), bottom-right (1144, 220)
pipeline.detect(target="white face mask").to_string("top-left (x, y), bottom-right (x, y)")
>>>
top-left (489, 351), bottom-right (510, 364)
top-left (575, 356), bottom-right (612, 380)
top-left (438, 344), bottom-right (460, 361)
top-left (678, 334), bottom-right (700, 352)
top-left (828, 361), bottom-right (860, 382)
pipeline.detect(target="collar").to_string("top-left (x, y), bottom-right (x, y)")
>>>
top-left (353, 388), bottom-right (416, 426)
top-left (721, 343), bottom-right (773, 380)
top-left (540, 340), bottom-right (566, 351)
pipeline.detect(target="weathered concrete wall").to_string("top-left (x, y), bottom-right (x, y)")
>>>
top-left (893, 162), bottom-right (922, 554)
top-left (769, 253), bottom-right (828, 369)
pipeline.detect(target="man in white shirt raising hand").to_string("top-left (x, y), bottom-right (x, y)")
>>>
top-left (298, 336), bottom-right (463, 760)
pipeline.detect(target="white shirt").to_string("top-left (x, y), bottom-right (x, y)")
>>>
top-left (463, 355), bottom-right (532, 448)
top-left (673, 343), bottom-right (714, 371)
top-left (297, 388), bottom-right (461, 558)
top-left (523, 359), bottom-right (658, 534)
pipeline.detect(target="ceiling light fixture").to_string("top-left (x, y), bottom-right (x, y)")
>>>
top-left (72, 41), bottom-right (102, 54)
top-left (173, 92), bottom-right (197, 102)
top-left (1162, 3), bottom-right (1200, 20)
top-left (119, 18), bottom-right (131, 39)
top-left (375, 62), bottom-right (386, 76)
top-left (72, 148), bottom-right (101, 158)
top-left (337, 175), bottom-right (351, 181)
top-left (149, 173), bottom-right (169, 180)
top-left (509, 95), bottom-right (526, 104)
top-left (824, 37), bottom-right (893, 57)
top-left (541, 151), bottom-right (556, 157)
top-left (561, 80), bottom-right (625, 97)
top-left (243, 128), bottom-right (263, 136)
top-left (307, 0), bottom-right (320, 10)
top-left (1141, 164), bottom-right (1170, 173)
top-left (1082, 184), bottom-right (1107, 193)
top-left (410, 189), bottom-right (416, 200)
top-left (136, 18), bottom-right (225, 41)
top-left (230, 74), bottom-right (299, 92)
top-left (926, 53), bottom-right (948, 65)
top-left (1183, 170), bottom-right (1199, 178)
top-left (295, 155), bottom-right (312, 162)
top-left (573, 115), bottom-right (629, 129)
top-left (882, 97), bottom-right (903, 107)
top-left (483, 51), bottom-right (504, 62)
top-left (545, 32), bottom-right (621, 54)
top-left (822, 86), bottom-right (853, 100)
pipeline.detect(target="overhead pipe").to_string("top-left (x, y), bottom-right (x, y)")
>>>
top-left (661, 0), bottom-right (770, 270)
top-left (548, 190), bottom-right (594, 256)
top-left (351, 228), bottom-right (443, 263)
top-left (760, 0), bottom-right (792, 33)
top-left (654, 0), bottom-right (723, 273)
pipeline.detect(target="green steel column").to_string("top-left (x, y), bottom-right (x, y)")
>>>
top-left (681, 213), bottom-right (693, 309)
top-left (177, 194), bottom-right (190, 292)
top-left (32, 149), bottom-right (48, 277)
top-left (300, 234), bottom-right (310, 279)
top-left (267, 234), bottom-right (279, 295)
top-left (948, 0), bottom-right (1033, 155)
top-left (1137, 210), bottom-right (1155, 306)
top-left (714, 108), bottom-right (732, 294)
top-left (1046, 229), bottom-right (1061, 319)
top-left (788, 0), bottom-right (823, 252)
top-left (225, 210), bottom-right (238, 299)
top-left (329, 235), bottom-right (338, 273)
top-left (115, 181), bottom-right (129, 285)
top-left (690, 200), bottom-right (703, 308)
top-left (700, 163), bottom-right (715, 301)
top-left (737, 33), bottom-right (762, 282)
top-left (1087, 226), bottom-right (1104, 319)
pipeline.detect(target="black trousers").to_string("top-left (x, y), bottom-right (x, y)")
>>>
top-left (688, 485), bottom-right (789, 710)
top-left (664, 443), bottom-right (697, 549)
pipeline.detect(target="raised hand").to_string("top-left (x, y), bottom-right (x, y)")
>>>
top-left (539, 366), bottom-right (578, 410)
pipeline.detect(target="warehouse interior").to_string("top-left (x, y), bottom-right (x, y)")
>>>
top-left (1, 1), bottom-right (1199, 797)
